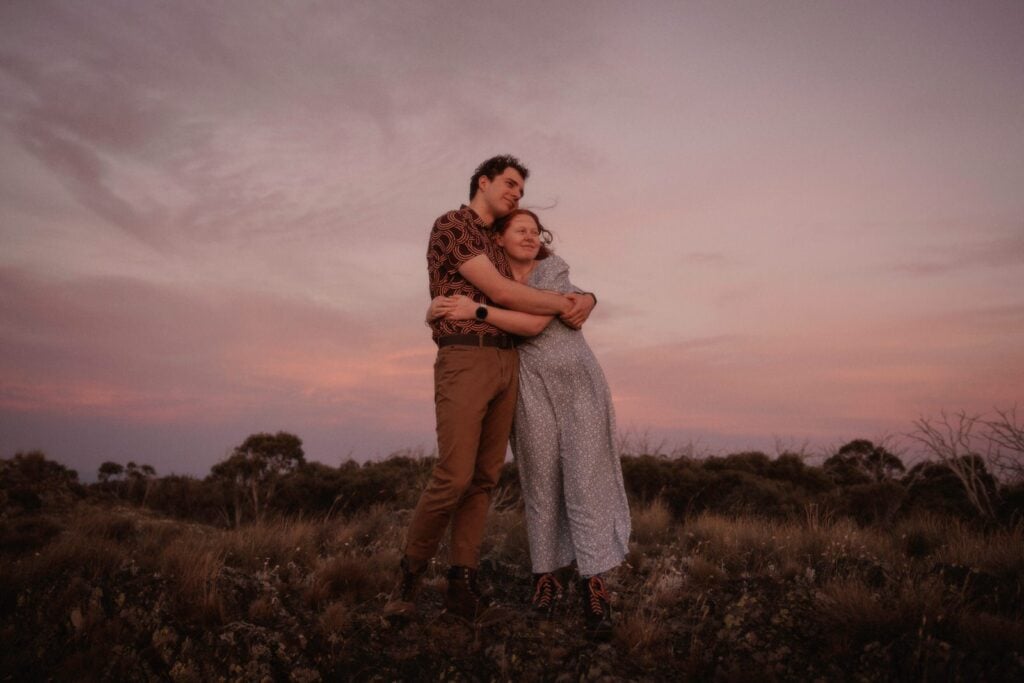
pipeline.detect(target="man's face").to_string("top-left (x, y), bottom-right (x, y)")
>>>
top-left (478, 168), bottom-right (525, 219)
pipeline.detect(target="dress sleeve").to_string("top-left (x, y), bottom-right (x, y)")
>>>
top-left (536, 254), bottom-right (585, 294)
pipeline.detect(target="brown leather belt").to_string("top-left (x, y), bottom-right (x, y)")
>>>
top-left (436, 334), bottom-right (517, 349)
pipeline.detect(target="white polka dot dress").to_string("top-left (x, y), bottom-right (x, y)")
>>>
top-left (511, 254), bottom-right (631, 577)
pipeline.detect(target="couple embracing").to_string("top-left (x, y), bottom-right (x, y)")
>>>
top-left (383, 155), bottom-right (631, 639)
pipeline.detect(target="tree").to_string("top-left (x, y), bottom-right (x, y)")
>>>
top-left (209, 431), bottom-right (305, 524)
top-left (112, 461), bottom-right (157, 505)
top-left (97, 461), bottom-right (125, 483)
top-left (823, 439), bottom-right (905, 486)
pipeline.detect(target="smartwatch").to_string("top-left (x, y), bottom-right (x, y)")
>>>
top-left (475, 305), bottom-right (488, 320)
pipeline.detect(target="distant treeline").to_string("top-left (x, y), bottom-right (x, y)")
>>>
top-left (3, 422), bottom-right (1023, 527)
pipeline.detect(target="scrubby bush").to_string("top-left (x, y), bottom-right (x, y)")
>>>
top-left (826, 481), bottom-right (906, 526)
top-left (0, 451), bottom-right (83, 514)
top-left (998, 482), bottom-right (1024, 524)
top-left (766, 453), bottom-right (833, 493)
top-left (624, 453), bottom-right (817, 520)
top-left (903, 459), bottom-right (997, 522)
top-left (620, 454), bottom-right (692, 505)
top-left (145, 475), bottom-right (230, 525)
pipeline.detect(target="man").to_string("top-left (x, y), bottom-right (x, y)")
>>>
top-left (384, 155), bottom-right (595, 622)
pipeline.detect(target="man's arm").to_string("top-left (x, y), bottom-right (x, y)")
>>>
top-left (428, 296), bottom-right (553, 337)
top-left (459, 254), bottom-right (571, 315)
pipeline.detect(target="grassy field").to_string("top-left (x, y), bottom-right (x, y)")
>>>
top-left (2, 495), bottom-right (1022, 681)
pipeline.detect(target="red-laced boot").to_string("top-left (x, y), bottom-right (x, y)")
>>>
top-left (530, 572), bottom-right (563, 619)
top-left (580, 574), bottom-right (613, 640)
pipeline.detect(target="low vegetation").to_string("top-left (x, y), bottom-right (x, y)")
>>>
top-left (1, 415), bottom-right (1022, 680)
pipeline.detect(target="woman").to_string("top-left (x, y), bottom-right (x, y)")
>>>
top-left (428, 209), bottom-right (631, 639)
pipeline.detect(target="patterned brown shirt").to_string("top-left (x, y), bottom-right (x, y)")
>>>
top-left (427, 205), bottom-right (512, 341)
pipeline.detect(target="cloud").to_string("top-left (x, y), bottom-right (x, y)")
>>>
top-left (13, 116), bottom-right (172, 249)
top-left (0, 267), bottom-right (434, 426)
top-left (600, 308), bottom-right (1024, 442)
top-left (890, 232), bottom-right (1024, 276)
top-left (676, 251), bottom-right (737, 268)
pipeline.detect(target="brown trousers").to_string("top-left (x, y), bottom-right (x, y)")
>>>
top-left (404, 345), bottom-right (519, 568)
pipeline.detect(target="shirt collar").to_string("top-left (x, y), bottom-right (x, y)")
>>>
top-left (459, 204), bottom-right (489, 229)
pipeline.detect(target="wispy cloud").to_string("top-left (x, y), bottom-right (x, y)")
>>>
top-left (0, 267), bottom-right (433, 425)
top-left (890, 233), bottom-right (1024, 276)
top-left (680, 251), bottom-right (732, 266)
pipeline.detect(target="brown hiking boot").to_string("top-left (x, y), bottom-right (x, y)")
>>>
top-left (531, 572), bottom-right (563, 619)
top-left (445, 566), bottom-right (514, 625)
top-left (580, 574), bottom-right (614, 640)
top-left (382, 556), bottom-right (425, 617)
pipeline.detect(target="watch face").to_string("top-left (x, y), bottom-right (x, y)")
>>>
top-left (475, 306), bottom-right (488, 320)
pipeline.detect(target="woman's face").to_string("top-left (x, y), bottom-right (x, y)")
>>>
top-left (496, 214), bottom-right (541, 262)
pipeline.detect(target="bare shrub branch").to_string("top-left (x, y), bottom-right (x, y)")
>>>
top-left (984, 405), bottom-right (1024, 483)
top-left (909, 410), bottom-right (998, 519)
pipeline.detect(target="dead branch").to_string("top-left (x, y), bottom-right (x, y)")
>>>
top-left (909, 410), bottom-right (998, 519)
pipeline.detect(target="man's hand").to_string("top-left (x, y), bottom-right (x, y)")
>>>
top-left (426, 296), bottom-right (457, 323)
top-left (444, 294), bottom-right (479, 321)
top-left (560, 292), bottom-right (596, 330)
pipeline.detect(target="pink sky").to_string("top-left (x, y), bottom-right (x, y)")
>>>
top-left (2, 1), bottom-right (1022, 479)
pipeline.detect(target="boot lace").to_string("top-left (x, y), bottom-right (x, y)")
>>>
top-left (532, 573), bottom-right (562, 610)
top-left (586, 576), bottom-right (610, 616)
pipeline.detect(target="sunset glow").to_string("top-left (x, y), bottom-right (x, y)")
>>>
top-left (1, 1), bottom-right (1022, 477)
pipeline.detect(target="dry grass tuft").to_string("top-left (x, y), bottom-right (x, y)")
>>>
top-left (340, 504), bottom-right (406, 552)
top-left (247, 594), bottom-right (278, 624)
top-left (685, 555), bottom-right (726, 586)
top-left (614, 604), bottom-right (669, 659)
top-left (307, 550), bottom-right (397, 607)
top-left (936, 522), bottom-right (1024, 576)
top-left (216, 518), bottom-right (322, 572)
top-left (158, 539), bottom-right (226, 624)
top-left (320, 601), bottom-right (350, 635)
top-left (816, 574), bottom-right (950, 651)
top-left (816, 578), bottom-right (895, 643)
top-left (73, 507), bottom-right (138, 542)
top-left (681, 515), bottom-right (782, 575)
top-left (631, 498), bottom-right (673, 548)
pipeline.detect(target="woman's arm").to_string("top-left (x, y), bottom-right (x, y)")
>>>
top-left (439, 295), bottom-right (553, 337)
top-left (545, 255), bottom-right (597, 328)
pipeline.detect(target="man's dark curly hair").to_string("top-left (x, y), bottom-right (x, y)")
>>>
top-left (468, 154), bottom-right (529, 200)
